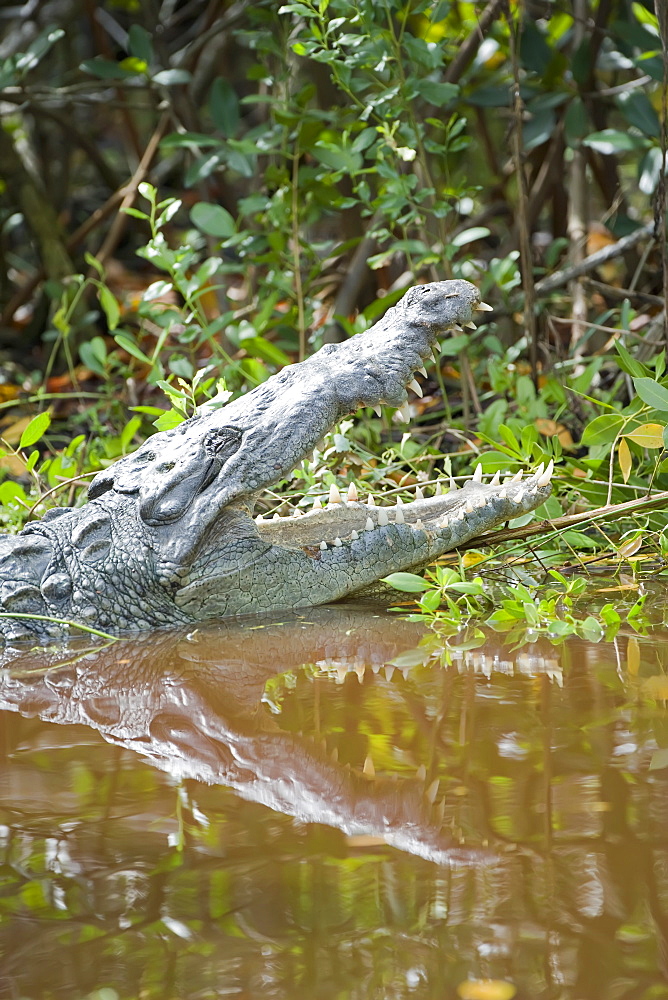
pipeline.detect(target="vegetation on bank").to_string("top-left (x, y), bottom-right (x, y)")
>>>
top-left (0, 0), bottom-right (667, 631)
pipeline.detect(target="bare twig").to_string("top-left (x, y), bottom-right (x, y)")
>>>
top-left (443, 0), bottom-right (506, 84)
top-left (534, 222), bottom-right (655, 296)
top-left (92, 112), bottom-right (169, 270)
top-left (458, 488), bottom-right (668, 552)
top-left (507, 10), bottom-right (538, 384)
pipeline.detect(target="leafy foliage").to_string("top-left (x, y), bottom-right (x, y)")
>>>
top-left (0, 0), bottom-right (666, 616)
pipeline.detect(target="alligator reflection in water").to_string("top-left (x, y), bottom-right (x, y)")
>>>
top-left (2, 606), bottom-right (668, 999)
top-left (0, 606), bottom-right (502, 866)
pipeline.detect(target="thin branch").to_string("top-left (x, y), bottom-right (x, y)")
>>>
top-left (534, 222), bottom-right (655, 296)
top-left (457, 488), bottom-right (668, 553)
top-left (91, 112), bottom-right (169, 270)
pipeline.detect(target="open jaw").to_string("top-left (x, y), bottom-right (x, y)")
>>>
top-left (254, 460), bottom-right (554, 559)
top-left (173, 289), bottom-right (555, 619)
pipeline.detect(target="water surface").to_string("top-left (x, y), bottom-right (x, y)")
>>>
top-left (1, 605), bottom-right (667, 999)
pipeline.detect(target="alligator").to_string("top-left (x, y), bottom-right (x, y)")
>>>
top-left (0, 280), bottom-right (554, 640)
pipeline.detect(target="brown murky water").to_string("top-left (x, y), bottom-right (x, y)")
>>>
top-left (1, 603), bottom-right (667, 1000)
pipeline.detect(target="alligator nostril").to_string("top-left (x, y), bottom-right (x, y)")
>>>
top-left (158, 462), bottom-right (176, 473)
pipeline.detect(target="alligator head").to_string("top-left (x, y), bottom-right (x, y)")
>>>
top-left (0, 281), bottom-right (554, 636)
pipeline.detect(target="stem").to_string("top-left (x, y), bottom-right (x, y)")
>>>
top-left (291, 146), bottom-right (306, 361)
top-left (0, 611), bottom-right (119, 640)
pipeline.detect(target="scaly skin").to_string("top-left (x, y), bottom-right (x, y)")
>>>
top-left (0, 280), bottom-right (554, 639)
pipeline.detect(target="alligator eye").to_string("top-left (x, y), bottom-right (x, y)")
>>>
top-left (203, 426), bottom-right (242, 459)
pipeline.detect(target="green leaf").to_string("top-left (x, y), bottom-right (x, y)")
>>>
top-left (128, 24), bottom-right (153, 63)
top-left (98, 286), bottom-right (120, 330)
top-left (120, 416), bottom-right (142, 451)
top-left (190, 202), bottom-right (236, 238)
top-left (581, 413), bottom-right (625, 446)
top-left (80, 57), bottom-right (137, 79)
top-left (209, 77), bottom-right (240, 137)
top-left (240, 336), bottom-right (291, 367)
top-left (615, 340), bottom-right (651, 378)
top-left (152, 69), bottom-right (192, 86)
top-left (617, 89), bottom-right (660, 138)
top-left (154, 409), bottom-right (187, 431)
top-left (579, 616), bottom-right (603, 642)
top-left (451, 227), bottom-right (490, 248)
top-left (633, 376), bottom-right (668, 411)
top-left (382, 572), bottom-right (432, 593)
top-left (114, 332), bottom-right (153, 364)
top-left (79, 335), bottom-right (108, 376)
top-left (19, 411), bottom-right (51, 449)
top-left (583, 129), bottom-right (647, 155)
top-left (414, 79), bottom-right (459, 106)
top-left (122, 206), bottom-right (150, 220)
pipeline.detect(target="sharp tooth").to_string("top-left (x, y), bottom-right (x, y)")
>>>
top-left (537, 458), bottom-right (554, 487)
top-left (465, 499), bottom-right (474, 513)
top-left (373, 405), bottom-right (382, 417)
top-left (363, 756), bottom-right (375, 777)
top-left (333, 536), bottom-right (342, 546)
top-left (427, 349), bottom-right (437, 364)
top-left (396, 495), bottom-right (403, 505)
top-left (498, 488), bottom-right (507, 499)
top-left (526, 486), bottom-right (537, 496)
top-left (365, 517), bottom-right (374, 531)
top-left (441, 515), bottom-right (448, 528)
top-left (490, 470), bottom-right (501, 486)
top-left (378, 509), bottom-right (389, 526)
top-left (416, 764), bottom-right (427, 782)
top-left (418, 367), bottom-right (428, 378)
top-left (330, 747), bottom-right (338, 762)
top-left (512, 490), bottom-right (524, 503)
top-left (476, 495), bottom-right (487, 508)
top-left (319, 541), bottom-right (327, 550)
top-left (347, 482), bottom-right (358, 502)
top-left (472, 463), bottom-right (483, 483)
top-left (435, 481), bottom-right (443, 496)
top-left (452, 324), bottom-right (463, 333)
top-left (414, 518), bottom-right (424, 530)
top-left (449, 477), bottom-right (457, 492)
top-left (409, 378), bottom-right (423, 397)
top-left (534, 462), bottom-right (545, 480)
top-left (426, 778), bottom-right (439, 804)
top-left (457, 508), bottom-right (466, 520)
top-left (312, 496), bottom-right (322, 510)
top-left (385, 665), bottom-right (395, 681)
top-left (415, 485), bottom-right (424, 501)
top-left (255, 515), bottom-right (264, 524)
top-left (510, 470), bottom-right (523, 483)
top-left (273, 512), bottom-right (281, 521)
top-left (292, 508), bottom-right (303, 517)
top-left (367, 493), bottom-right (375, 506)
top-left (398, 403), bottom-right (411, 422)
top-left (350, 529), bottom-right (359, 539)
top-left (476, 301), bottom-right (494, 312)
top-left (329, 483), bottom-right (342, 504)
top-left (395, 505), bottom-right (405, 524)
top-left (464, 321), bottom-right (477, 330)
